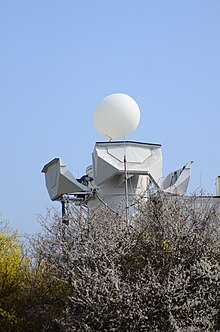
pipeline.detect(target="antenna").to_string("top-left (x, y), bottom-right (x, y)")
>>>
top-left (122, 134), bottom-right (129, 224)
top-left (123, 152), bottom-right (129, 224)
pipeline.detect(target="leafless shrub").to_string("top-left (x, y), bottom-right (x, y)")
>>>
top-left (33, 193), bottom-right (220, 331)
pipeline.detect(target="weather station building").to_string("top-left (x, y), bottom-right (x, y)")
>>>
top-left (42, 93), bottom-right (220, 218)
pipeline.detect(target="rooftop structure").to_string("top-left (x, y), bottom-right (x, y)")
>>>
top-left (42, 93), bottom-right (220, 219)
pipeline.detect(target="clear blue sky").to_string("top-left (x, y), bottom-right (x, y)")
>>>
top-left (0, 1), bottom-right (220, 234)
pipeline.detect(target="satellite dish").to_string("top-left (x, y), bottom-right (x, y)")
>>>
top-left (93, 93), bottom-right (141, 140)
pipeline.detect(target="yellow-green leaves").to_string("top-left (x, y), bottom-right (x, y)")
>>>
top-left (0, 232), bottom-right (25, 292)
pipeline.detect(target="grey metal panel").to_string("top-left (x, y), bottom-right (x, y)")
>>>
top-left (163, 161), bottom-right (193, 195)
top-left (95, 141), bottom-right (161, 147)
top-left (93, 141), bottom-right (163, 187)
top-left (216, 176), bottom-right (220, 196)
top-left (42, 158), bottom-right (90, 201)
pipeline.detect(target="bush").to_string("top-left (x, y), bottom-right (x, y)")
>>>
top-left (0, 224), bottom-right (30, 331)
top-left (33, 193), bottom-right (220, 331)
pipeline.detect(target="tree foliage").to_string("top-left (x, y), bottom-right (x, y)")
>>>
top-left (0, 224), bottom-right (64, 331)
top-left (32, 193), bottom-right (220, 331)
top-left (0, 193), bottom-right (219, 331)
top-left (0, 224), bottom-right (29, 331)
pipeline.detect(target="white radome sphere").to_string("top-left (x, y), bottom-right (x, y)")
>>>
top-left (93, 93), bottom-right (141, 140)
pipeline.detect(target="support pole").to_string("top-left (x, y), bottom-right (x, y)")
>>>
top-left (61, 198), bottom-right (69, 225)
top-left (124, 154), bottom-right (129, 224)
